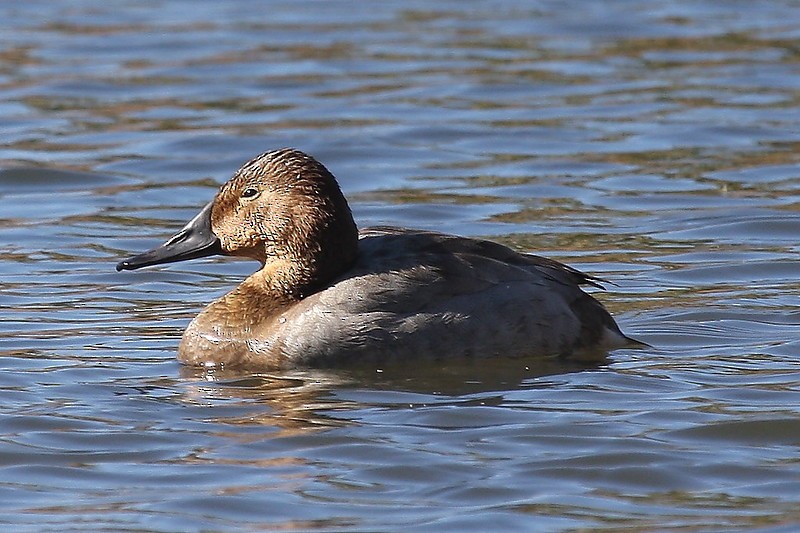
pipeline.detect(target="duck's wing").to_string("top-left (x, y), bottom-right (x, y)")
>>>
top-left (359, 227), bottom-right (607, 289)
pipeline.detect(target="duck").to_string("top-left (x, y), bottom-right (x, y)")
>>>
top-left (117, 148), bottom-right (641, 369)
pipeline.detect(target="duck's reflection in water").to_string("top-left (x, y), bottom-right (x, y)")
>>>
top-left (176, 352), bottom-right (608, 437)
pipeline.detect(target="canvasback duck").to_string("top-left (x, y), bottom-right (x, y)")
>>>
top-left (117, 148), bottom-right (640, 369)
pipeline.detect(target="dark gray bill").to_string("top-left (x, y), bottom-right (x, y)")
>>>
top-left (116, 201), bottom-right (223, 271)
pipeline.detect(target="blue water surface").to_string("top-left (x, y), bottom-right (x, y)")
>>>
top-left (2, 1), bottom-right (800, 531)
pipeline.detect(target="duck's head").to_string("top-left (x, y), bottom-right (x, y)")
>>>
top-left (117, 148), bottom-right (359, 294)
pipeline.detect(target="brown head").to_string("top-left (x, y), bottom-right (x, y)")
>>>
top-left (117, 148), bottom-right (360, 297)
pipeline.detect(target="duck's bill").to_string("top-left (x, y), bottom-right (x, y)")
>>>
top-left (116, 201), bottom-right (223, 271)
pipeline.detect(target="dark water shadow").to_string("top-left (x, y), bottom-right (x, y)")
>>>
top-left (329, 353), bottom-right (609, 395)
top-left (0, 167), bottom-right (135, 193)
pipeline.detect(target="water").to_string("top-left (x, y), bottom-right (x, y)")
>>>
top-left (2, 0), bottom-right (800, 530)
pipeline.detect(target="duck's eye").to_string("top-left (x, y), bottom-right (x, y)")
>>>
top-left (241, 187), bottom-right (259, 199)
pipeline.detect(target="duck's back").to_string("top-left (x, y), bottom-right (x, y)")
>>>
top-left (262, 228), bottom-right (630, 366)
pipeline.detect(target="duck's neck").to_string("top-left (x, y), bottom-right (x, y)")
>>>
top-left (208, 262), bottom-right (299, 327)
top-left (199, 254), bottom-right (355, 328)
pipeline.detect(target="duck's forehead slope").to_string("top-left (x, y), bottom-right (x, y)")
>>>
top-left (212, 149), bottom-right (303, 208)
top-left (216, 150), bottom-right (280, 194)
